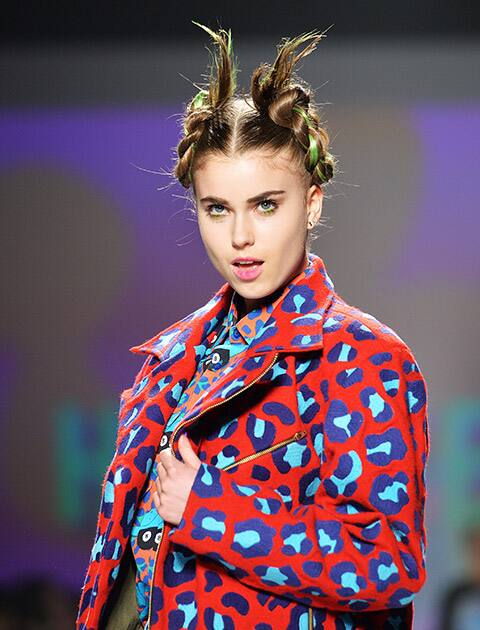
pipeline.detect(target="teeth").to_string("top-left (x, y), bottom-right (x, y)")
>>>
top-left (237, 261), bottom-right (258, 265)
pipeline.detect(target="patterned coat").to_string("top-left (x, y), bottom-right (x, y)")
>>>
top-left (77, 254), bottom-right (429, 629)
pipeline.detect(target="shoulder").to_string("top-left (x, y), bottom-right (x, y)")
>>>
top-left (323, 292), bottom-right (423, 373)
top-left (320, 293), bottom-right (428, 432)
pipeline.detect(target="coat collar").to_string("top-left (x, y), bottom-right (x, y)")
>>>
top-left (129, 252), bottom-right (336, 361)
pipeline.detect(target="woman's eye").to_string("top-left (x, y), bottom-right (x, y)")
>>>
top-left (258, 199), bottom-right (277, 213)
top-left (205, 199), bottom-right (277, 218)
top-left (206, 204), bottom-right (227, 217)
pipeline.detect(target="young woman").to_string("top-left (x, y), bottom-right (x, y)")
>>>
top-left (77, 24), bottom-right (429, 630)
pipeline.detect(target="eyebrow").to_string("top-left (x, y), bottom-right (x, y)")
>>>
top-left (199, 190), bottom-right (286, 205)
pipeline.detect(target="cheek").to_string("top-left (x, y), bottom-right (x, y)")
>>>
top-left (266, 214), bottom-right (305, 246)
top-left (198, 221), bottom-right (224, 258)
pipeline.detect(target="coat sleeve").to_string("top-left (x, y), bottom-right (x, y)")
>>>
top-left (167, 342), bottom-right (430, 613)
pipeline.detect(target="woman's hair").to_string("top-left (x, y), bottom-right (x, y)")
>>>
top-left (173, 22), bottom-right (337, 197)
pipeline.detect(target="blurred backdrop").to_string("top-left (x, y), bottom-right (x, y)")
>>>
top-left (1, 2), bottom-right (479, 628)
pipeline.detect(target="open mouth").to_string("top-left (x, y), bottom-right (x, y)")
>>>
top-left (231, 260), bottom-right (264, 280)
top-left (233, 261), bottom-right (263, 268)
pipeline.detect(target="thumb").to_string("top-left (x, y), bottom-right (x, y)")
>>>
top-left (178, 433), bottom-right (201, 467)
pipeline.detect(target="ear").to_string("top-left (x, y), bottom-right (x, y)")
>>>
top-left (306, 184), bottom-right (323, 227)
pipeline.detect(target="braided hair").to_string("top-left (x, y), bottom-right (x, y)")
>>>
top-left (174, 22), bottom-right (337, 197)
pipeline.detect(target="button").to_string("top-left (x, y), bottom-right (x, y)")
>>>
top-left (231, 327), bottom-right (240, 340)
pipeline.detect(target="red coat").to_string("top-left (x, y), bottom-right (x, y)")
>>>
top-left (77, 254), bottom-right (429, 629)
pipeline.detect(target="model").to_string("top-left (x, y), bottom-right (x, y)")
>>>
top-left (77, 23), bottom-right (429, 630)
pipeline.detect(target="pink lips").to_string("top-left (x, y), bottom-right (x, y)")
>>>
top-left (231, 258), bottom-right (264, 281)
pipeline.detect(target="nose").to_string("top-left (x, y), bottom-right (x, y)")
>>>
top-left (231, 212), bottom-right (255, 249)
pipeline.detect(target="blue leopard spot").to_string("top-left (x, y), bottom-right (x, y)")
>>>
top-left (360, 387), bottom-right (393, 423)
top-left (365, 427), bottom-right (407, 466)
top-left (254, 497), bottom-right (282, 515)
top-left (263, 401), bottom-right (296, 426)
top-left (133, 445), bottom-right (156, 474)
top-left (302, 561), bottom-right (323, 578)
top-left (400, 551), bottom-right (419, 579)
top-left (370, 472), bottom-right (409, 515)
top-left (325, 400), bottom-right (363, 443)
top-left (327, 342), bottom-right (358, 363)
top-left (336, 367), bottom-right (364, 388)
top-left (379, 369), bottom-right (400, 397)
top-left (254, 565), bottom-right (301, 587)
top-left (221, 592), bottom-right (250, 615)
top-left (388, 588), bottom-right (415, 607)
top-left (323, 451), bottom-right (363, 498)
top-left (346, 320), bottom-right (376, 341)
top-left (191, 507), bottom-right (226, 542)
top-left (330, 561), bottom-right (367, 597)
top-left (369, 351), bottom-right (393, 366)
top-left (369, 552), bottom-right (400, 592)
top-left (406, 379), bottom-right (426, 414)
top-left (191, 463), bottom-right (224, 499)
top-left (232, 518), bottom-right (276, 558)
top-left (204, 607), bottom-right (235, 630)
top-left (281, 522), bottom-right (313, 555)
top-left (315, 519), bottom-right (344, 556)
top-left (297, 384), bottom-right (320, 424)
top-left (282, 285), bottom-right (317, 314)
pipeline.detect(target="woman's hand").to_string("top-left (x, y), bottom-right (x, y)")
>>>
top-left (152, 433), bottom-right (202, 526)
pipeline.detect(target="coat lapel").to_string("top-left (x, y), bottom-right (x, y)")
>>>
top-left (125, 254), bottom-right (336, 453)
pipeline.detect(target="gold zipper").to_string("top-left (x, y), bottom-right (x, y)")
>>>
top-left (222, 430), bottom-right (307, 471)
top-left (145, 351), bottom-right (279, 629)
top-left (168, 352), bottom-right (279, 455)
top-left (308, 605), bottom-right (313, 629)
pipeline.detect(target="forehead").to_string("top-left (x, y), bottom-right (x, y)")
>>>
top-left (193, 149), bottom-right (304, 195)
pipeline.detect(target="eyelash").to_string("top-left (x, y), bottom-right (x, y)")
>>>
top-left (205, 198), bottom-right (278, 219)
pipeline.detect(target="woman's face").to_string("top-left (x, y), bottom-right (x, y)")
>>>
top-left (193, 150), bottom-right (323, 314)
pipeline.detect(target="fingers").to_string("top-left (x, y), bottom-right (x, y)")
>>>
top-left (158, 446), bottom-right (175, 473)
top-left (177, 433), bottom-right (201, 467)
top-left (152, 489), bottom-right (161, 512)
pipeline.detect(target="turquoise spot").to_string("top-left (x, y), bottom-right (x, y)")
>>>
top-left (407, 390), bottom-right (419, 413)
top-left (378, 562), bottom-right (399, 581)
top-left (367, 442), bottom-right (392, 457)
top-left (341, 571), bottom-right (361, 593)
top-left (260, 567), bottom-right (288, 585)
top-left (368, 391), bottom-right (386, 417)
top-left (173, 548), bottom-right (194, 573)
top-left (305, 476), bottom-right (320, 498)
top-left (202, 516), bottom-right (226, 536)
top-left (317, 529), bottom-right (337, 554)
top-left (212, 611), bottom-right (225, 630)
top-left (104, 480), bottom-right (114, 503)
top-left (178, 600), bottom-right (197, 628)
top-left (339, 343), bottom-right (354, 361)
top-left (253, 419), bottom-right (266, 439)
top-left (234, 484), bottom-right (258, 496)
top-left (333, 413), bottom-right (354, 436)
top-left (313, 432), bottom-right (324, 457)
top-left (283, 441), bottom-right (307, 468)
top-left (293, 293), bottom-right (306, 312)
top-left (378, 480), bottom-right (408, 503)
top-left (284, 531), bottom-right (306, 552)
top-left (233, 530), bottom-right (261, 549)
top-left (200, 467), bottom-right (214, 486)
